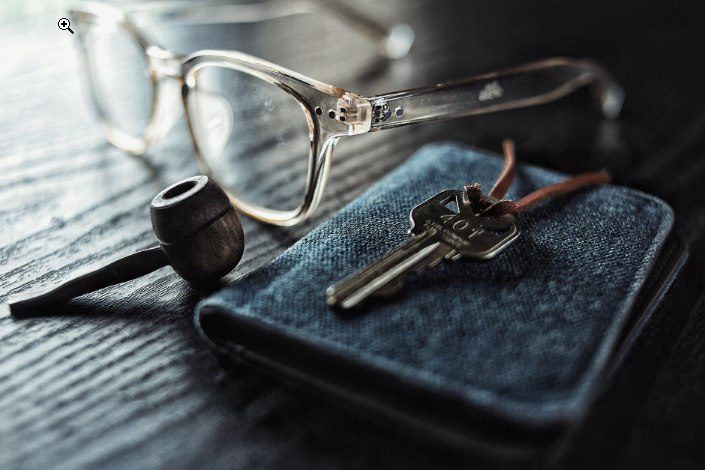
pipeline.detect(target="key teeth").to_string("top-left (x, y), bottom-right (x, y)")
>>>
top-left (427, 258), bottom-right (442, 269)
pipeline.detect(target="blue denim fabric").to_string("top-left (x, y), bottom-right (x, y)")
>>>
top-left (197, 143), bottom-right (674, 426)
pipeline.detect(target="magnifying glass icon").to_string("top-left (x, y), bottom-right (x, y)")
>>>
top-left (58, 18), bottom-right (73, 34)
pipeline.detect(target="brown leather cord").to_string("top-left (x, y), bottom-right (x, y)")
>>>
top-left (514, 169), bottom-right (611, 213)
top-left (464, 140), bottom-right (611, 218)
top-left (488, 139), bottom-right (516, 199)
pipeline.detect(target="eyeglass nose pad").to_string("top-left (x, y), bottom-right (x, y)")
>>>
top-left (191, 89), bottom-right (234, 163)
top-left (153, 78), bottom-right (184, 140)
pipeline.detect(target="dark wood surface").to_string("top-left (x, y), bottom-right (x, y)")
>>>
top-left (2, 1), bottom-right (705, 468)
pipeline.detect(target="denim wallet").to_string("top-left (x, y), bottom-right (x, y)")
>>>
top-left (196, 143), bottom-right (686, 456)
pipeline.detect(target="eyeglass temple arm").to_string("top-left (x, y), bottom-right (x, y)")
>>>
top-left (366, 58), bottom-right (624, 131)
top-left (122, 0), bottom-right (415, 59)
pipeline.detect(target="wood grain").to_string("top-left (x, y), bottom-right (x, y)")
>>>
top-left (2, 0), bottom-right (705, 468)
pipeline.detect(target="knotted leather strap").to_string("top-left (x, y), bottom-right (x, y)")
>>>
top-left (463, 140), bottom-right (611, 217)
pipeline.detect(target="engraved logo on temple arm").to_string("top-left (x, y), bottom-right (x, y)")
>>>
top-left (478, 80), bottom-right (504, 101)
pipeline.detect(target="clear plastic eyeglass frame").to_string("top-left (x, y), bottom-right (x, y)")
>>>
top-left (69, 1), bottom-right (624, 226)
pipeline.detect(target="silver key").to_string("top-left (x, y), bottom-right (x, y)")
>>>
top-left (327, 190), bottom-right (521, 309)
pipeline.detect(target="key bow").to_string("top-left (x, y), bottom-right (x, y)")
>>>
top-left (409, 190), bottom-right (521, 260)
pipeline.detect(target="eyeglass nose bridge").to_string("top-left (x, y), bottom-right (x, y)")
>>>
top-left (147, 46), bottom-right (183, 79)
top-left (142, 46), bottom-right (185, 151)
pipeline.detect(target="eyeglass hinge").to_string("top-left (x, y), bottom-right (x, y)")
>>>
top-left (371, 98), bottom-right (393, 124)
top-left (335, 93), bottom-right (371, 134)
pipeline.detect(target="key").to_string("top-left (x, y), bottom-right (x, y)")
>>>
top-left (327, 190), bottom-right (520, 310)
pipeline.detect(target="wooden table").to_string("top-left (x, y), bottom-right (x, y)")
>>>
top-left (2, 1), bottom-right (704, 468)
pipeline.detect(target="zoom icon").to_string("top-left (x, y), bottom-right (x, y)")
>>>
top-left (58, 18), bottom-right (74, 34)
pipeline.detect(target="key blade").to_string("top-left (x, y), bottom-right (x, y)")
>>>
top-left (337, 242), bottom-right (440, 308)
top-left (327, 231), bottom-right (455, 310)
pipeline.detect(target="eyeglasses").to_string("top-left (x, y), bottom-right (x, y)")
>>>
top-left (69, 1), bottom-right (623, 226)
